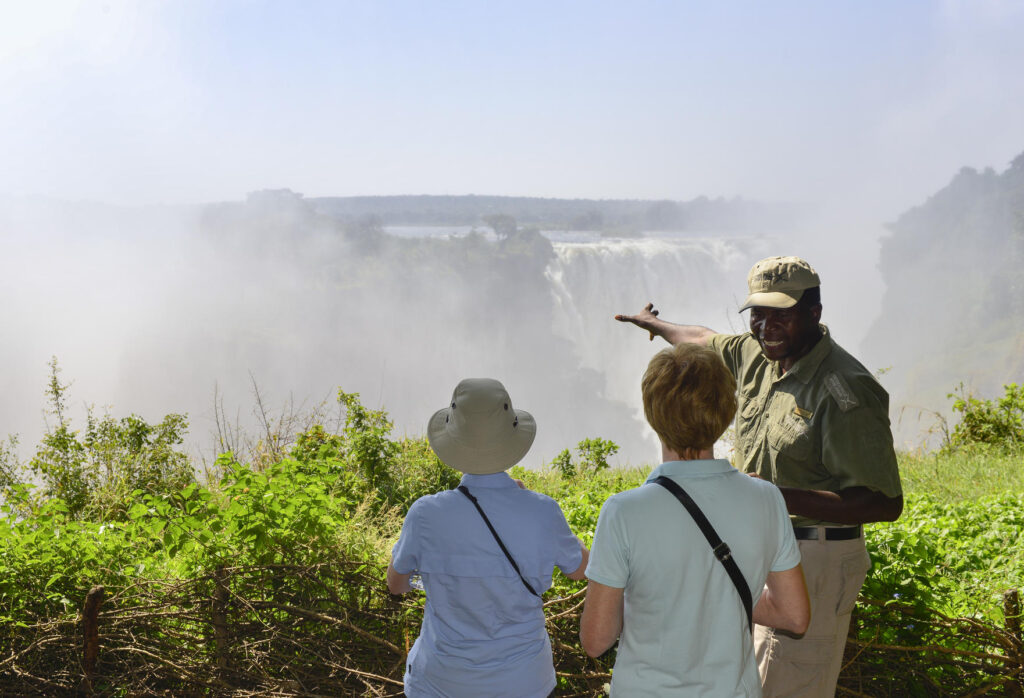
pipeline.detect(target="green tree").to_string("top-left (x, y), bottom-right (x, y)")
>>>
top-left (28, 358), bottom-right (194, 520)
top-left (946, 383), bottom-right (1024, 451)
top-left (338, 390), bottom-right (400, 503)
top-left (552, 437), bottom-right (619, 479)
top-left (29, 358), bottom-right (90, 516)
top-left (576, 437), bottom-right (618, 473)
top-left (0, 436), bottom-right (23, 493)
top-left (482, 214), bottom-right (517, 239)
top-left (552, 448), bottom-right (575, 480)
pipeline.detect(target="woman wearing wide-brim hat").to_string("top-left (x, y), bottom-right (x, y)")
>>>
top-left (387, 378), bottom-right (589, 698)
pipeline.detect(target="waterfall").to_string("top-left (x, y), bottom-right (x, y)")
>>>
top-left (543, 235), bottom-right (772, 461)
top-left (1, 195), bottom-right (779, 470)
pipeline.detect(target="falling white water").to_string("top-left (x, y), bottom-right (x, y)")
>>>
top-left (544, 235), bottom-right (774, 460)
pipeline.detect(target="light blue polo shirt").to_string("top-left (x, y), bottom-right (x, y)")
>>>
top-left (392, 472), bottom-right (583, 698)
top-left (586, 459), bottom-right (800, 697)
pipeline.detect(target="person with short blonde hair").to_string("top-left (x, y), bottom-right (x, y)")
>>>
top-left (581, 346), bottom-right (809, 696)
top-left (641, 342), bottom-right (738, 457)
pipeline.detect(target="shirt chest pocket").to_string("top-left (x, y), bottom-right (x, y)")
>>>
top-left (737, 394), bottom-right (765, 443)
top-left (767, 411), bottom-right (814, 463)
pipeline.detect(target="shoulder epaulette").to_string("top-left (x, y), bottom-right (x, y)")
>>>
top-left (825, 372), bottom-right (859, 412)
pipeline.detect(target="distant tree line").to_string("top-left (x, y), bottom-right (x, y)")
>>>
top-left (862, 149), bottom-right (1024, 429)
top-left (307, 193), bottom-right (802, 233)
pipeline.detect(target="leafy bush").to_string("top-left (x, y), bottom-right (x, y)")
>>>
top-left (23, 358), bottom-right (193, 520)
top-left (289, 390), bottom-right (459, 514)
top-left (551, 448), bottom-right (575, 479)
top-left (5, 372), bottom-right (1024, 695)
top-left (550, 437), bottom-right (620, 480)
top-left (945, 382), bottom-right (1024, 452)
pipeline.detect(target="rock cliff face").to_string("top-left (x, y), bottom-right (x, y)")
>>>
top-left (863, 152), bottom-right (1024, 447)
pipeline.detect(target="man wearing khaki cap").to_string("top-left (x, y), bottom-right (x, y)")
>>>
top-left (616, 255), bottom-right (903, 697)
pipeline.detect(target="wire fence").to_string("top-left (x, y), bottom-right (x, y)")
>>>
top-left (1, 563), bottom-right (1020, 697)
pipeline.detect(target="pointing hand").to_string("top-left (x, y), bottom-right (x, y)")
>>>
top-left (614, 302), bottom-right (660, 340)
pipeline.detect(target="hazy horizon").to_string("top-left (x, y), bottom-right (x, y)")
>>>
top-left (3, 1), bottom-right (1023, 467)
top-left (3, 2), bottom-right (1023, 222)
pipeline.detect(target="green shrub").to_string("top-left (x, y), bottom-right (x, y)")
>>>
top-left (290, 391), bottom-right (459, 514)
top-left (945, 382), bottom-right (1024, 452)
top-left (550, 437), bottom-right (620, 480)
top-left (551, 448), bottom-right (575, 479)
top-left (26, 358), bottom-right (193, 520)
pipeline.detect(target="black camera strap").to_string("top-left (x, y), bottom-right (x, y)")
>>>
top-left (652, 475), bottom-right (753, 631)
top-left (457, 485), bottom-right (541, 598)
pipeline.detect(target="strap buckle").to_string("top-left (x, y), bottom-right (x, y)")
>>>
top-left (712, 541), bottom-right (732, 562)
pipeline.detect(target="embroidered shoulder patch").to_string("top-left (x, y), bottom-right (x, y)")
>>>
top-left (825, 372), bottom-right (859, 412)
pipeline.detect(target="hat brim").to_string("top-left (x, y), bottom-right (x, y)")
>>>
top-left (426, 408), bottom-right (536, 475)
top-left (739, 289), bottom-right (802, 312)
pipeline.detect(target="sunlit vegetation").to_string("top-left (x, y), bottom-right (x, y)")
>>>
top-left (1, 371), bottom-right (1022, 694)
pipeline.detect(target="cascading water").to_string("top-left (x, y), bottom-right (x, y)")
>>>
top-left (543, 235), bottom-right (773, 462)
top-left (1, 193), bottom-right (782, 470)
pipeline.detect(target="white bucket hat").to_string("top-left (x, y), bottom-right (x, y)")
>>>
top-left (427, 378), bottom-right (536, 475)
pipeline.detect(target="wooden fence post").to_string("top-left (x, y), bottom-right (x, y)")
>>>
top-left (212, 567), bottom-right (230, 674)
top-left (81, 585), bottom-right (104, 695)
top-left (1004, 588), bottom-right (1023, 698)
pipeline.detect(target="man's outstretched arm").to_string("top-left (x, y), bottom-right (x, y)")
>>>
top-left (614, 303), bottom-right (717, 346)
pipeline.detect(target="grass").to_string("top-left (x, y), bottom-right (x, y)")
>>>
top-left (897, 447), bottom-right (1024, 503)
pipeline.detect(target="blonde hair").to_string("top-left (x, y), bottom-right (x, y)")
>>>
top-left (641, 343), bottom-right (737, 455)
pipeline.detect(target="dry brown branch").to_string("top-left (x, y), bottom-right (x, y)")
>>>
top-left (4, 567), bottom-right (1021, 697)
top-left (546, 596), bottom-right (586, 621)
top-left (557, 671), bottom-right (611, 680)
top-left (849, 637), bottom-right (1016, 664)
top-left (335, 664), bottom-right (405, 688)
top-left (544, 586), bottom-right (588, 607)
top-left (108, 644), bottom-right (228, 689)
top-left (247, 600), bottom-right (403, 655)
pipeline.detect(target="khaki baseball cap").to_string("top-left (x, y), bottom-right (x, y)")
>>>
top-left (739, 256), bottom-right (820, 311)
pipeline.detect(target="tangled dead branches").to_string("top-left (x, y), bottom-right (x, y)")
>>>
top-left (1, 563), bottom-right (1020, 697)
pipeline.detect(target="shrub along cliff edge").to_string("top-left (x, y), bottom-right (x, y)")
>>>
top-left (1, 371), bottom-right (1022, 696)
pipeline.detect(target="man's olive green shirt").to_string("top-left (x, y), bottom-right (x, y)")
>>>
top-left (708, 326), bottom-right (902, 527)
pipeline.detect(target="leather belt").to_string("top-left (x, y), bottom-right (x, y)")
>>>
top-left (793, 525), bottom-right (862, 541)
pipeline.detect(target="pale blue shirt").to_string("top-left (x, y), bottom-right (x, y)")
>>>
top-left (392, 472), bottom-right (583, 698)
top-left (586, 459), bottom-right (801, 697)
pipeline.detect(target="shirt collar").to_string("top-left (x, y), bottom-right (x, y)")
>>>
top-left (774, 323), bottom-right (834, 384)
top-left (645, 459), bottom-right (736, 483)
top-left (459, 472), bottom-right (518, 488)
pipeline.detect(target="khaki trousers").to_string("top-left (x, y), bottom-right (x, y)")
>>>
top-left (755, 533), bottom-right (869, 697)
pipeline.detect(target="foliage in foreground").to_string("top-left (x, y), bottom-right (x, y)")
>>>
top-left (2, 380), bottom-right (1024, 694)
top-left (945, 382), bottom-right (1024, 453)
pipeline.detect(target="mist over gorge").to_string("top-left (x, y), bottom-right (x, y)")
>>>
top-left (0, 192), bottom-right (780, 467)
top-left (3, 156), bottom-right (1022, 467)
top-left (863, 151), bottom-right (1024, 447)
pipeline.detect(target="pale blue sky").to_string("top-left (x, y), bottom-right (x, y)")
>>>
top-left (2, 0), bottom-right (1023, 220)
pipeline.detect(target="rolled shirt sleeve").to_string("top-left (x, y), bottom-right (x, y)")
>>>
top-left (584, 496), bottom-right (629, 589)
top-left (391, 500), bottom-right (423, 575)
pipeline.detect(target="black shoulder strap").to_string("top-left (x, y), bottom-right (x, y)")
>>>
top-left (652, 475), bottom-right (753, 631)
top-left (457, 485), bottom-right (541, 598)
